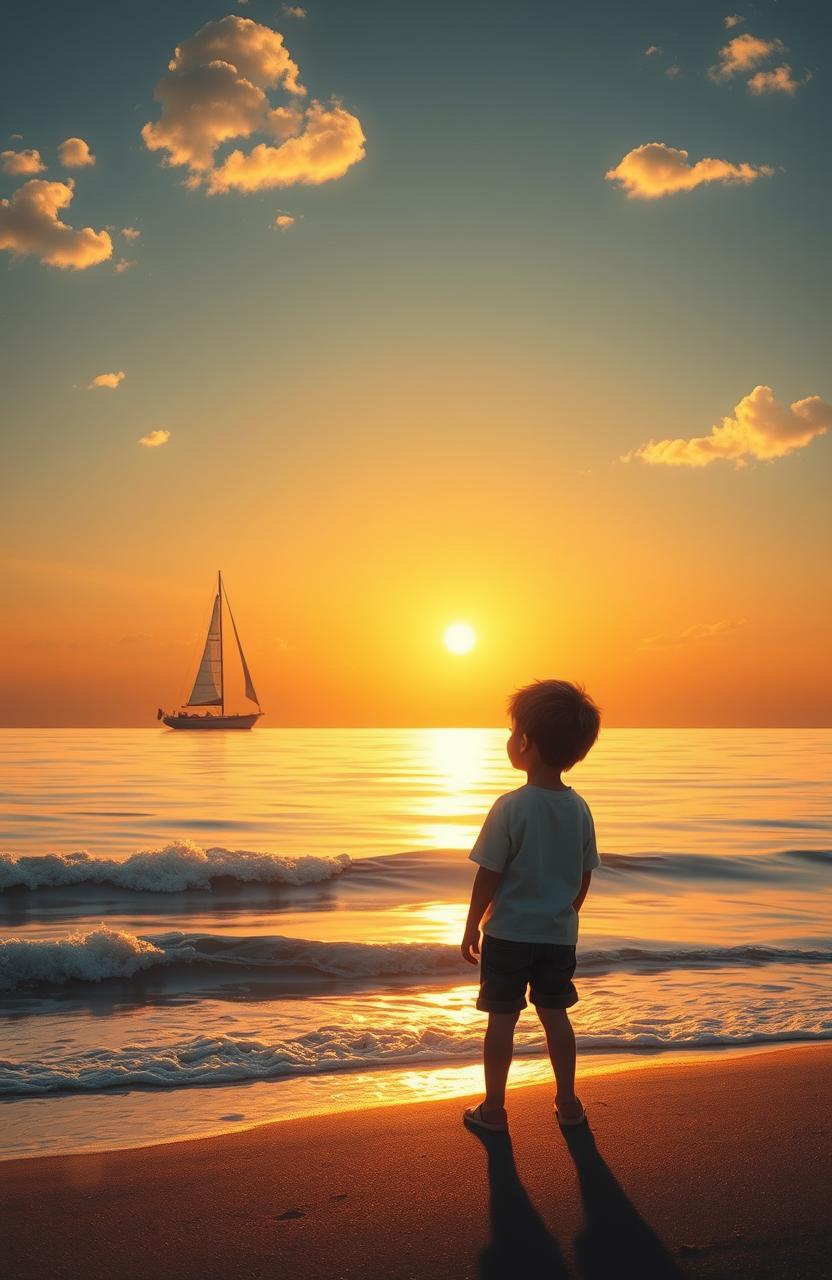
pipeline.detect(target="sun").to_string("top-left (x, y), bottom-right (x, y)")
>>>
top-left (443, 621), bottom-right (476, 655)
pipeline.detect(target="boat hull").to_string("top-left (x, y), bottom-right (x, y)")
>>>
top-left (162, 713), bottom-right (262, 730)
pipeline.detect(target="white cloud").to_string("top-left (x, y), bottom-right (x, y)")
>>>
top-left (747, 64), bottom-right (810, 95)
top-left (643, 45), bottom-right (661, 57)
top-left (121, 226), bottom-right (141, 240)
top-left (709, 33), bottom-right (785, 80)
top-left (622, 386), bottom-right (832, 468)
top-left (88, 371), bottom-right (125, 390)
top-left (273, 212), bottom-right (295, 229)
top-left (724, 14), bottom-right (745, 29)
top-left (58, 137), bottom-right (96, 168)
top-left (639, 620), bottom-right (746, 650)
top-left (605, 142), bottom-right (773, 199)
top-left (142, 15), bottom-right (364, 195)
top-left (138, 429), bottom-right (171, 448)
top-left (1, 148), bottom-right (45, 176)
top-left (0, 179), bottom-right (112, 270)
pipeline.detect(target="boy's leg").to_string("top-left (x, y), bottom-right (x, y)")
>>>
top-left (482, 1009), bottom-right (521, 1117)
top-left (535, 1006), bottom-right (583, 1119)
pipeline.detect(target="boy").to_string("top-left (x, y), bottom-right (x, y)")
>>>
top-left (461, 679), bottom-right (601, 1132)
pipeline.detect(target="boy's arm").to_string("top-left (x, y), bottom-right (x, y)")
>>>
top-left (461, 867), bottom-right (502, 964)
top-left (572, 870), bottom-right (592, 913)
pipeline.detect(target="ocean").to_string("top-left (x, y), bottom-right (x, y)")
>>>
top-left (1, 727), bottom-right (830, 1160)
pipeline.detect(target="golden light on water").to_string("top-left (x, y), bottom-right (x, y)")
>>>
top-left (443, 622), bottom-right (476, 655)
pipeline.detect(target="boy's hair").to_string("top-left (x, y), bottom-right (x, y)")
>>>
top-left (508, 679), bottom-right (601, 771)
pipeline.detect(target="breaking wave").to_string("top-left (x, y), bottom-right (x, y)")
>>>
top-left (0, 842), bottom-right (351, 893)
top-left (3, 925), bottom-right (832, 992)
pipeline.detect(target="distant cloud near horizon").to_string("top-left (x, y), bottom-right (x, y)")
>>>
top-left (58, 137), bottom-right (96, 168)
top-left (605, 142), bottom-right (773, 199)
top-left (142, 15), bottom-right (365, 195)
top-left (639, 620), bottom-right (746, 650)
top-left (622, 386), bottom-right (832, 468)
top-left (88, 371), bottom-right (125, 389)
top-left (1, 148), bottom-right (45, 176)
top-left (0, 178), bottom-right (112, 270)
top-left (138, 429), bottom-right (171, 448)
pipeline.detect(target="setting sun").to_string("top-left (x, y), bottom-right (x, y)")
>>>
top-left (443, 622), bottom-right (477, 655)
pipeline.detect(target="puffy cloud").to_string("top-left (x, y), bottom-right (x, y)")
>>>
top-left (207, 101), bottom-right (365, 193)
top-left (709, 33), bottom-right (785, 80)
top-left (747, 64), bottom-right (810, 95)
top-left (273, 212), bottom-right (295, 229)
top-left (639, 620), bottom-right (746, 650)
top-left (605, 142), bottom-right (773, 199)
top-left (1, 148), bottom-right (45, 175)
top-left (0, 179), bottom-right (112, 270)
top-left (121, 226), bottom-right (141, 240)
top-left (623, 386), bottom-right (832, 468)
top-left (142, 15), bottom-right (364, 194)
top-left (138, 429), bottom-right (171, 448)
top-left (88, 371), bottom-right (125, 389)
top-left (643, 45), bottom-right (661, 57)
top-left (58, 137), bottom-right (96, 168)
top-left (724, 14), bottom-right (745, 29)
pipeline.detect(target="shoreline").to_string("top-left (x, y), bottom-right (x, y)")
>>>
top-left (5, 1044), bottom-right (830, 1279)
top-left (2, 1036), bottom-right (827, 1164)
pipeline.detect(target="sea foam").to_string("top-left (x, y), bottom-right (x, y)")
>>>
top-left (0, 842), bottom-right (351, 893)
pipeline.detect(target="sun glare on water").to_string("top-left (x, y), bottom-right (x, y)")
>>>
top-left (443, 622), bottom-right (476, 655)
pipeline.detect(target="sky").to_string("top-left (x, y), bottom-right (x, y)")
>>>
top-left (1, 0), bottom-right (830, 728)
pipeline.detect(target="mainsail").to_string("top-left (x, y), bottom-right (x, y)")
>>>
top-left (187, 593), bottom-right (223, 706)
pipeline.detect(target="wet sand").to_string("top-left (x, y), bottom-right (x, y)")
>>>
top-left (4, 1044), bottom-right (831, 1279)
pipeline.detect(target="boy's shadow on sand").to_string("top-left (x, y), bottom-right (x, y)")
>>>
top-left (468, 1122), bottom-right (682, 1280)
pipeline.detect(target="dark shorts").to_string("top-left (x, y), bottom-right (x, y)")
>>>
top-left (476, 934), bottom-right (578, 1013)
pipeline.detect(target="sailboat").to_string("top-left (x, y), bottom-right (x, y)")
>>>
top-left (158, 571), bottom-right (263, 730)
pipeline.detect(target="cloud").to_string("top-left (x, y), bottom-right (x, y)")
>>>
top-left (709, 33), bottom-right (785, 80)
top-left (724, 14), bottom-right (745, 29)
top-left (622, 386), bottom-right (832, 468)
top-left (747, 64), bottom-right (810, 95)
top-left (58, 137), bottom-right (96, 168)
top-left (207, 100), bottom-right (365, 193)
top-left (114, 258), bottom-right (136, 274)
top-left (0, 179), bottom-right (112, 269)
top-left (138, 429), bottom-right (171, 448)
top-left (142, 15), bottom-right (364, 194)
top-left (88, 371), bottom-right (125, 389)
top-left (273, 212), bottom-right (295, 229)
top-left (605, 142), bottom-right (773, 199)
top-left (121, 226), bottom-right (141, 240)
top-left (283, 4), bottom-right (307, 16)
top-left (643, 45), bottom-right (661, 57)
top-left (665, 65), bottom-right (681, 79)
top-left (638, 620), bottom-right (746, 650)
top-left (1, 148), bottom-right (45, 175)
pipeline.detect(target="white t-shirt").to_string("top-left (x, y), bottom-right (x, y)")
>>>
top-left (468, 784), bottom-right (600, 945)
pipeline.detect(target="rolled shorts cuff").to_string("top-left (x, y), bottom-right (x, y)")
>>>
top-left (530, 984), bottom-right (579, 1011)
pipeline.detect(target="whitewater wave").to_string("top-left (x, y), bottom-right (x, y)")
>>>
top-left (3, 925), bottom-right (832, 992)
top-left (0, 842), bottom-right (351, 893)
top-left (4, 1020), bottom-right (832, 1098)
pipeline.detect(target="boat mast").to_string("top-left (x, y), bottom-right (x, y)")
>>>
top-left (218, 569), bottom-right (224, 717)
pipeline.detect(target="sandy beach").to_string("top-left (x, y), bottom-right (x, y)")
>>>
top-left (4, 1044), bottom-right (830, 1280)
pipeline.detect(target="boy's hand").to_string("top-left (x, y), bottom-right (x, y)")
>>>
top-left (461, 927), bottom-right (481, 965)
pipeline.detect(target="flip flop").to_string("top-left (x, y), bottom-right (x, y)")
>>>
top-left (463, 1103), bottom-right (508, 1132)
top-left (555, 1104), bottom-right (587, 1127)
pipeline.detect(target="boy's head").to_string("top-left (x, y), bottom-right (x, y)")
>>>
top-left (507, 679), bottom-right (601, 773)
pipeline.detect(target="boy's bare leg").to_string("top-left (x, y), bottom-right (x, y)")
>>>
top-left (481, 1009), bottom-right (520, 1120)
top-left (536, 1006), bottom-right (583, 1119)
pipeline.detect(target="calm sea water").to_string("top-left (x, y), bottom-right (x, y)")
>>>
top-left (1, 728), bottom-right (830, 1158)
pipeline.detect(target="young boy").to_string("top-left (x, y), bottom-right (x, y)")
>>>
top-left (461, 679), bottom-right (601, 1132)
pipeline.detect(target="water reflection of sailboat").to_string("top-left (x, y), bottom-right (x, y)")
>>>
top-left (158, 571), bottom-right (263, 730)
